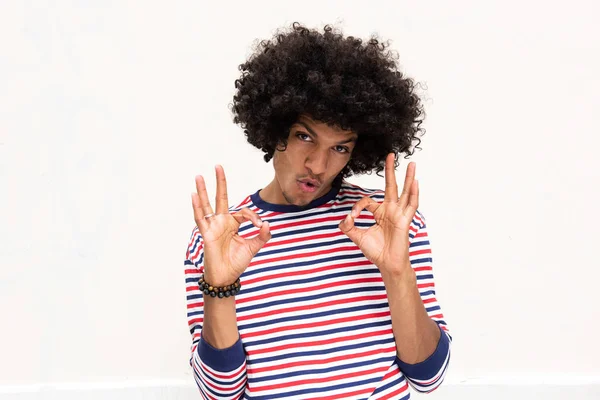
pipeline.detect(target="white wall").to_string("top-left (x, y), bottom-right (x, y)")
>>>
top-left (1, 0), bottom-right (599, 398)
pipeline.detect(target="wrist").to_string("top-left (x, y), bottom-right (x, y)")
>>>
top-left (199, 274), bottom-right (241, 299)
top-left (203, 267), bottom-right (240, 287)
top-left (380, 260), bottom-right (416, 283)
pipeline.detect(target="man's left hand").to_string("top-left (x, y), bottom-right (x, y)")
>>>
top-left (339, 152), bottom-right (418, 275)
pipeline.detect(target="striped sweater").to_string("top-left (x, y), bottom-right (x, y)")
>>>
top-left (184, 180), bottom-right (452, 399)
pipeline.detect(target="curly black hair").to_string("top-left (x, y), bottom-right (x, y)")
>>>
top-left (231, 22), bottom-right (425, 178)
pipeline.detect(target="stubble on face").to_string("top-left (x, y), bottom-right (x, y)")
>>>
top-left (261, 116), bottom-right (358, 207)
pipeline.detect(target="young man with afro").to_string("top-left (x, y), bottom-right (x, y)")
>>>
top-left (185, 23), bottom-right (452, 399)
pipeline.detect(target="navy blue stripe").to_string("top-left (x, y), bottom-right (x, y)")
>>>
top-left (237, 286), bottom-right (385, 315)
top-left (244, 252), bottom-right (370, 278)
top-left (242, 268), bottom-right (381, 295)
top-left (244, 374), bottom-right (385, 400)
top-left (238, 208), bottom-right (353, 234)
top-left (193, 365), bottom-right (246, 399)
top-left (189, 236), bottom-right (202, 254)
top-left (247, 337), bottom-right (394, 365)
top-left (248, 355), bottom-right (396, 383)
top-left (371, 370), bottom-right (406, 394)
top-left (256, 237), bottom-right (354, 258)
top-left (416, 274), bottom-right (434, 280)
top-left (411, 257), bottom-right (433, 265)
top-left (238, 302), bottom-right (389, 331)
top-left (244, 319), bottom-right (391, 348)
top-left (188, 311), bottom-right (203, 318)
top-left (426, 305), bottom-right (441, 313)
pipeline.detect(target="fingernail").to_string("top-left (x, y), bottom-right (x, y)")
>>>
top-left (257, 219), bottom-right (263, 226)
top-left (351, 210), bottom-right (357, 217)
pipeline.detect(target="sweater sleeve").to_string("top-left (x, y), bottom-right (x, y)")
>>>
top-left (396, 211), bottom-right (452, 394)
top-left (185, 227), bottom-right (248, 399)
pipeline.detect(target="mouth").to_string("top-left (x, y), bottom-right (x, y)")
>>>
top-left (297, 179), bottom-right (320, 193)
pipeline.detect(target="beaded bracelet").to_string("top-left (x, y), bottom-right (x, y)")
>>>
top-left (198, 274), bottom-right (241, 298)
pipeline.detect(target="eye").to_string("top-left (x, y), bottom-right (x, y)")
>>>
top-left (296, 133), bottom-right (312, 142)
top-left (334, 145), bottom-right (350, 153)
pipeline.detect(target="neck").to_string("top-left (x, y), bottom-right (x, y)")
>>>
top-left (260, 179), bottom-right (290, 205)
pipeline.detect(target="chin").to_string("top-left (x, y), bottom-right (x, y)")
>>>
top-left (283, 191), bottom-right (314, 207)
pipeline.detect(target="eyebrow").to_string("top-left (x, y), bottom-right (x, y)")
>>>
top-left (296, 121), bottom-right (357, 144)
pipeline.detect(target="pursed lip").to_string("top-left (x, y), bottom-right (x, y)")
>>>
top-left (298, 178), bottom-right (321, 188)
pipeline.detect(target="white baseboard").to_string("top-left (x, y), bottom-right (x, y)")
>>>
top-left (1, 378), bottom-right (599, 399)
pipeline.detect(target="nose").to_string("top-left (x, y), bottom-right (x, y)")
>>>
top-left (305, 148), bottom-right (329, 177)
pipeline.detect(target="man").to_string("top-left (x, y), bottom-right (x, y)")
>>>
top-left (185, 23), bottom-right (451, 399)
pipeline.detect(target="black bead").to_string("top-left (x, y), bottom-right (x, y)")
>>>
top-left (210, 291), bottom-right (216, 298)
top-left (218, 292), bottom-right (224, 298)
top-left (203, 289), bottom-right (209, 295)
top-left (225, 290), bottom-right (231, 297)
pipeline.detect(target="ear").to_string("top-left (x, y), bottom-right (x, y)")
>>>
top-left (275, 138), bottom-right (288, 153)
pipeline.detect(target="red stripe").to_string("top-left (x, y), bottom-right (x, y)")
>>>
top-left (243, 259), bottom-right (372, 286)
top-left (262, 215), bottom-right (345, 233)
top-left (237, 277), bottom-right (384, 305)
top-left (241, 310), bottom-right (390, 339)
top-left (308, 386), bottom-right (375, 400)
top-left (261, 230), bottom-right (346, 249)
top-left (198, 363), bottom-right (247, 393)
top-left (378, 381), bottom-right (409, 400)
top-left (246, 327), bottom-right (393, 356)
top-left (249, 365), bottom-right (390, 392)
top-left (247, 245), bottom-right (360, 267)
top-left (185, 269), bottom-right (200, 274)
top-left (413, 266), bottom-right (432, 272)
top-left (187, 301), bottom-right (204, 309)
top-left (247, 344), bottom-right (395, 373)
top-left (198, 360), bottom-right (247, 381)
top-left (239, 294), bottom-right (387, 323)
top-left (410, 249), bottom-right (431, 257)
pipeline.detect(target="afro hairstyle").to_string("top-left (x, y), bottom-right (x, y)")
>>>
top-left (231, 22), bottom-right (425, 177)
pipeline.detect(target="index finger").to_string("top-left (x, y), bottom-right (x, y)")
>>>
top-left (384, 153), bottom-right (398, 202)
top-left (215, 164), bottom-right (229, 214)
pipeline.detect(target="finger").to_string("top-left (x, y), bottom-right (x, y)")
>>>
top-left (215, 165), bottom-right (229, 214)
top-left (403, 179), bottom-right (419, 218)
top-left (339, 213), bottom-right (366, 246)
top-left (195, 175), bottom-right (214, 216)
top-left (232, 208), bottom-right (263, 228)
top-left (191, 192), bottom-right (208, 232)
top-left (246, 221), bottom-right (271, 255)
top-left (351, 196), bottom-right (379, 218)
top-left (398, 162), bottom-right (416, 209)
top-left (384, 153), bottom-right (398, 203)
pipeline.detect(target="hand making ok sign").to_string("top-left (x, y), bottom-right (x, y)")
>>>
top-left (339, 153), bottom-right (419, 274)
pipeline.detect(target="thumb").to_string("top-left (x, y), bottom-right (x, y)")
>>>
top-left (246, 221), bottom-right (271, 256)
top-left (339, 214), bottom-right (364, 246)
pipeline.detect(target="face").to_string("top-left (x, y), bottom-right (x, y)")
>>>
top-left (261, 115), bottom-right (358, 207)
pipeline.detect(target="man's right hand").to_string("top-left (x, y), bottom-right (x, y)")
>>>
top-left (191, 165), bottom-right (271, 287)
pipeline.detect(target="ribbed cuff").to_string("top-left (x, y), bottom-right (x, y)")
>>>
top-left (197, 334), bottom-right (246, 372)
top-left (396, 324), bottom-right (450, 380)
